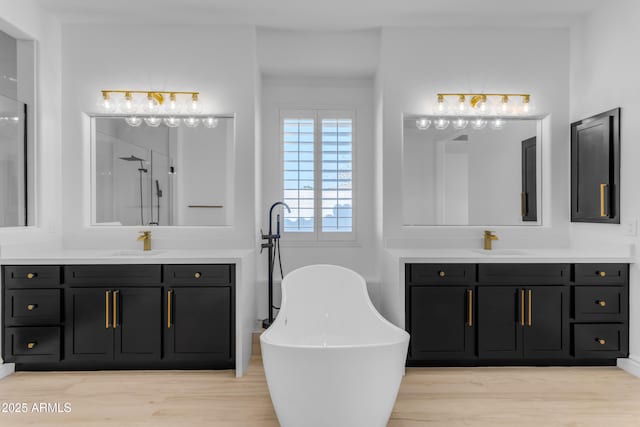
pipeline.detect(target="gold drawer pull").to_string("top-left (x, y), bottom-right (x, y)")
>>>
top-left (26, 304), bottom-right (37, 311)
top-left (26, 273), bottom-right (36, 279)
top-left (167, 290), bottom-right (173, 329)
top-left (520, 289), bottom-right (525, 326)
top-left (596, 338), bottom-right (606, 345)
top-left (438, 271), bottom-right (445, 277)
top-left (468, 289), bottom-right (473, 327)
top-left (194, 272), bottom-right (202, 279)
top-left (597, 271), bottom-right (607, 278)
top-left (597, 300), bottom-right (607, 307)
top-left (27, 342), bottom-right (37, 349)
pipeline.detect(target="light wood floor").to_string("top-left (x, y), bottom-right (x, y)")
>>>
top-left (1, 358), bottom-right (640, 426)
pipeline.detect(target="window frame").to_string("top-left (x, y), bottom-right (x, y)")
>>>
top-left (279, 108), bottom-right (356, 243)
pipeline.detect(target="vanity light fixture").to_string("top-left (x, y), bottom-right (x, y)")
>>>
top-left (97, 89), bottom-right (219, 128)
top-left (470, 118), bottom-right (487, 130)
top-left (434, 93), bottom-right (532, 116)
top-left (0, 115), bottom-right (20, 125)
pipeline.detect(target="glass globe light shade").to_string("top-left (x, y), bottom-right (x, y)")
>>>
top-left (184, 94), bottom-right (201, 114)
top-left (415, 118), bottom-right (431, 130)
top-left (183, 117), bottom-right (200, 128)
top-left (120, 93), bottom-right (139, 114)
top-left (144, 116), bottom-right (162, 127)
top-left (433, 95), bottom-right (449, 115)
top-left (202, 117), bottom-right (219, 128)
top-left (434, 118), bottom-right (450, 130)
top-left (452, 118), bottom-right (469, 130)
top-left (166, 93), bottom-right (182, 114)
top-left (97, 93), bottom-right (117, 113)
top-left (144, 94), bottom-right (160, 114)
top-left (125, 116), bottom-right (143, 127)
top-left (471, 118), bottom-right (487, 130)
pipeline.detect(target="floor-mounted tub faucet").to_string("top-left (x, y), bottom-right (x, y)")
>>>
top-left (261, 201), bottom-right (291, 329)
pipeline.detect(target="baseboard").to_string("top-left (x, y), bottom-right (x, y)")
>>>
top-left (617, 356), bottom-right (640, 377)
top-left (0, 363), bottom-right (15, 380)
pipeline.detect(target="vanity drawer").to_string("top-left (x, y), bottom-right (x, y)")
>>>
top-left (573, 324), bottom-right (627, 358)
top-left (3, 266), bottom-right (61, 288)
top-left (4, 290), bottom-right (61, 326)
top-left (164, 265), bottom-right (233, 285)
top-left (478, 264), bottom-right (570, 284)
top-left (65, 265), bottom-right (161, 285)
top-left (3, 327), bottom-right (61, 363)
top-left (407, 264), bottom-right (475, 285)
top-left (574, 286), bottom-right (625, 322)
top-left (574, 264), bottom-right (628, 284)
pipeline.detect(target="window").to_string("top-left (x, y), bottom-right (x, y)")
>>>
top-left (281, 109), bottom-right (354, 240)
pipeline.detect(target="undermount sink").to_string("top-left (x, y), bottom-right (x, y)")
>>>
top-left (472, 249), bottom-right (530, 256)
top-left (111, 250), bottom-right (165, 257)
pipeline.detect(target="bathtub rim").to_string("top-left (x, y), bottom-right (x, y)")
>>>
top-left (260, 264), bottom-right (410, 350)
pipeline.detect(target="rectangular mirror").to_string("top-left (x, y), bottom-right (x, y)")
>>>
top-left (91, 116), bottom-right (234, 226)
top-left (0, 94), bottom-right (27, 227)
top-left (402, 115), bottom-right (542, 226)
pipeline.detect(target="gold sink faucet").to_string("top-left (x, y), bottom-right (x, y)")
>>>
top-left (138, 231), bottom-right (152, 251)
top-left (483, 230), bottom-right (498, 250)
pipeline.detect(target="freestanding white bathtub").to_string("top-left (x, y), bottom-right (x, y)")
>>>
top-left (261, 264), bottom-right (410, 427)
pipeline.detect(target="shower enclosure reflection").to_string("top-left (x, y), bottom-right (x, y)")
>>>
top-left (92, 116), bottom-right (234, 226)
top-left (0, 94), bottom-right (27, 227)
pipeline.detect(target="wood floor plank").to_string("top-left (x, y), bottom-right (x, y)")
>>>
top-left (1, 359), bottom-right (640, 426)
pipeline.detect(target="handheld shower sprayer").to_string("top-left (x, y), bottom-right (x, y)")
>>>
top-left (261, 201), bottom-right (291, 329)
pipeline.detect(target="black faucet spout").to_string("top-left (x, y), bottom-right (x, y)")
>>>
top-left (268, 201), bottom-right (291, 236)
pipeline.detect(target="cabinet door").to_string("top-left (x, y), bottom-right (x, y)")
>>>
top-left (478, 287), bottom-right (523, 359)
top-left (114, 288), bottom-right (162, 361)
top-left (521, 137), bottom-right (537, 222)
top-left (165, 287), bottom-right (232, 363)
top-left (523, 286), bottom-right (569, 358)
top-left (571, 108), bottom-right (620, 223)
top-left (65, 288), bottom-right (114, 361)
top-left (409, 286), bottom-right (475, 360)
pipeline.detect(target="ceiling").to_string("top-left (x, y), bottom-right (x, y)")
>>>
top-left (36, 0), bottom-right (606, 30)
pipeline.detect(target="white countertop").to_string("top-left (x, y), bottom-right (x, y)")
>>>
top-left (385, 247), bottom-right (635, 263)
top-left (0, 248), bottom-right (255, 265)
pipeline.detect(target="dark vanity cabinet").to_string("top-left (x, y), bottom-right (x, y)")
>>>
top-left (164, 265), bottom-right (234, 362)
top-left (2, 264), bottom-right (235, 371)
top-left (571, 108), bottom-right (620, 223)
top-left (521, 137), bottom-right (537, 222)
top-left (406, 263), bottom-right (628, 366)
top-left (407, 265), bottom-right (475, 360)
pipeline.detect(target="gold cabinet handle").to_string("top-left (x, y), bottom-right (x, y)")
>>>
top-left (597, 271), bottom-right (607, 278)
top-left (167, 290), bottom-right (172, 329)
top-left (468, 289), bottom-right (473, 327)
top-left (27, 342), bottom-right (37, 349)
top-left (528, 289), bottom-right (532, 326)
top-left (26, 304), bottom-right (37, 311)
top-left (194, 272), bottom-right (202, 279)
top-left (105, 290), bottom-right (111, 329)
top-left (438, 271), bottom-right (445, 277)
top-left (596, 338), bottom-right (606, 345)
top-left (521, 289), bottom-right (525, 326)
top-left (26, 273), bottom-right (36, 279)
top-left (597, 300), bottom-right (607, 307)
top-left (113, 290), bottom-right (119, 329)
top-left (600, 183), bottom-right (608, 217)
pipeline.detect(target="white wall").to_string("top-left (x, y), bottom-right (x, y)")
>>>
top-left (569, 0), bottom-right (640, 364)
top-left (60, 24), bottom-right (257, 249)
top-left (258, 75), bottom-right (379, 318)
